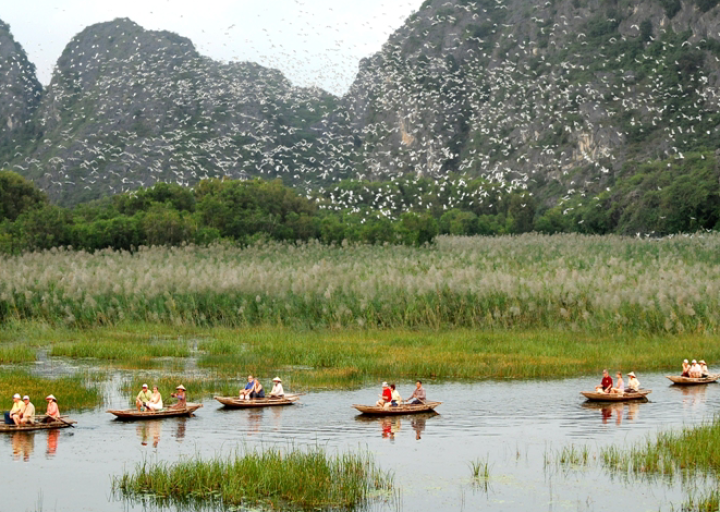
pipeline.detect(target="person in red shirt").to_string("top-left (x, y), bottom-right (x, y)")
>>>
top-left (595, 369), bottom-right (613, 393)
top-left (375, 382), bottom-right (392, 407)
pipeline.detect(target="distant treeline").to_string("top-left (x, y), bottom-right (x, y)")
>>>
top-left (1, 150), bottom-right (718, 253)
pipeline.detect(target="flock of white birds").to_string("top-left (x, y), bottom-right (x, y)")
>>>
top-left (1, 0), bottom-right (719, 219)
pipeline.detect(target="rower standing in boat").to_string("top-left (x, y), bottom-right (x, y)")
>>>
top-left (269, 377), bottom-right (284, 398)
top-left (408, 380), bottom-right (426, 404)
top-left (595, 369), bottom-right (613, 393)
top-left (136, 384), bottom-right (152, 411)
top-left (5, 394), bottom-right (25, 425)
top-left (169, 385), bottom-right (186, 409)
top-left (19, 396), bottom-right (35, 425)
top-left (627, 372), bottom-right (640, 392)
top-left (42, 395), bottom-right (60, 423)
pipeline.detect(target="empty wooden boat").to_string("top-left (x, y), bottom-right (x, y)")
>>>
top-left (107, 403), bottom-right (203, 420)
top-left (666, 374), bottom-right (720, 385)
top-left (352, 401), bottom-right (442, 415)
top-left (214, 394), bottom-right (302, 408)
top-left (0, 416), bottom-right (76, 432)
top-left (580, 390), bottom-right (651, 402)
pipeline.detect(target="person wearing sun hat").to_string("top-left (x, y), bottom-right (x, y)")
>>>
top-left (170, 385), bottom-right (187, 409)
top-left (42, 395), bottom-right (60, 423)
top-left (5, 394), bottom-right (25, 425)
top-left (135, 384), bottom-right (153, 411)
top-left (19, 395), bottom-right (35, 425)
top-left (269, 377), bottom-right (284, 398)
top-left (627, 372), bottom-right (640, 392)
top-left (699, 360), bottom-right (709, 378)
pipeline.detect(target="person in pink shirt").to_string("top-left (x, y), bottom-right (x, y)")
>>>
top-left (42, 395), bottom-right (60, 423)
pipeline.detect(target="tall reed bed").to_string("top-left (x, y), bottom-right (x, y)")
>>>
top-left (114, 446), bottom-right (393, 510)
top-left (1, 234), bottom-right (720, 332)
top-left (0, 370), bottom-right (102, 411)
top-left (601, 416), bottom-right (720, 478)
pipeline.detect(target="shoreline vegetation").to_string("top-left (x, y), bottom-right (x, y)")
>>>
top-left (114, 446), bottom-right (393, 511)
top-left (2, 233), bottom-right (720, 333)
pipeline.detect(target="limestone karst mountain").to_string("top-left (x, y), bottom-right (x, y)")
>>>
top-left (2, 0), bottom-right (720, 208)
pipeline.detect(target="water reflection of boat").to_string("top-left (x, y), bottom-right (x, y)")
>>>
top-left (581, 402), bottom-right (640, 425)
top-left (137, 421), bottom-right (162, 447)
top-left (11, 432), bottom-right (35, 462)
top-left (214, 395), bottom-right (302, 408)
top-left (352, 401), bottom-right (443, 415)
top-left (355, 412), bottom-right (437, 439)
top-left (107, 403), bottom-right (202, 420)
top-left (580, 390), bottom-right (651, 402)
top-left (666, 375), bottom-right (720, 385)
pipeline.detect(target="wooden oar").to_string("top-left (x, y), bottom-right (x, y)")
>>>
top-left (45, 414), bottom-right (75, 428)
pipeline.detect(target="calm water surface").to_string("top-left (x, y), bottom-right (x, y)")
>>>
top-left (1, 372), bottom-right (717, 512)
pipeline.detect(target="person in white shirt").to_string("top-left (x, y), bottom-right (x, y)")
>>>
top-left (689, 360), bottom-right (702, 378)
top-left (269, 377), bottom-right (284, 398)
top-left (699, 360), bottom-right (710, 378)
top-left (146, 386), bottom-right (163, 411)
top-left (626, 372), bottom-right (640, 392)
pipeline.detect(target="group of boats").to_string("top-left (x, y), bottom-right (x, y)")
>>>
top-left (4, 373), bottom-right (717, 431)
top-left (580, 373), bottom-right (720, 402)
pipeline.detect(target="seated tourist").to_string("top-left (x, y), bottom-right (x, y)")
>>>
top-left (388, 383), bottom-right (402, 408)
top-left (595, 369), bottom-right (613, 393)
top-left (5, 394), bottom-right (24, 425)
top-left (146, 386), bottom-right (163, 412)
top-left (681, 359), bottom-right (690, 377)
top-left (610, 372), bottom-right (625, 394)
top-left (136, 384), bottom-right (152, 411)
top-left (269, 377), bottom-right (284, 398)
top-left (626, 372), bottom-right (640, 392)
top-left (376, 382), bottom-right (392, 407)
top-left (239, 375), bottom-right (255, 400)
top-left (19, 396), bottom-right (35, 425)
top-left (689, 360), bottom-right (702, 378)
top-left (249, 377), bottom-right (265, 399)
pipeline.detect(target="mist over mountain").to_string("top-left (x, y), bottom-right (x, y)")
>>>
top-left (2, 0), bottom-right (720, 212)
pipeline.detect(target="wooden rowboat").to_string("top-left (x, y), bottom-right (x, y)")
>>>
top-left (0, 416), bottom-right (76, 432)
top-left (580, 390), bottom-right (651, 402)
top-left (107, 403), bottom-right (203, 420)
top-left (666, 374), bottom-right (720, 385)
top-left (214, 394), bottom-right (302, 408)
top-left (352, 401), bottom-right (442, 415)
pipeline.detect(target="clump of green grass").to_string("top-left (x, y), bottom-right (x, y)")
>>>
top-left (470, 457), bottom-right (490, 479)
top-left (0, 344), bottom-right (36, 364)
top-left (114, 446), bottom-right (393, 510)
top-left (683, 487), bottom-right (720, 512)
top-left (0, 370), bottom-right (102, 412)
top-left (557, 444), bottom-right (592, 466)
top-left (50, 337), bottom-right (190, 362)
top-left (602, 417), bottom-right (720, 478)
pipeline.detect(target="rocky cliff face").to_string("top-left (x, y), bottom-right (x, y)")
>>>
top-left (3, 0), bottom-right (720, 206)
top-left (19, 18), bottom-right (346, 204)
top-left (343, 0), bottom-right (720, 202)
top-left (0, 20), bottom-right (42, 161)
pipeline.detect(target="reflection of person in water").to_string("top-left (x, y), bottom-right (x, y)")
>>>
top-left (247, 410), bottom-right (263, 436)
top-left (174, 418), bottom-right (187, 441)
top-left (411, 416), bottom-right (427, 440)
top-left (137, 422), bottom-right (161, 447)
top-left (46, 429), bottom-right (59, 457)
top-left (380, 418), bottom-right (401, 440)
top-left (12, 432), bottom-right (35, 462)
top-left (600, 404), bottom-right (623, 425)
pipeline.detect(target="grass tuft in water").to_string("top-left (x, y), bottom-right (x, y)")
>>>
top-left (0, 370), bottom-right (102, 412)
top-left (114, 446), bottom-right (393, 510)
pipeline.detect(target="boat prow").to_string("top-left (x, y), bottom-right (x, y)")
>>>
top-left (214, 394), bottom-right (302, 408)
top-left (107, 403), bottom-right (203, 420)
top-left (666, 374), bottom-right (720, 385)
top-left (352, 401), bottom-right (442, 415)
top-left (580, 390), bottom-right (651, 402)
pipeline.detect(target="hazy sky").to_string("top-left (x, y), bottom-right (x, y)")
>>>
top-left (1, 0), bottom-right (424, 96)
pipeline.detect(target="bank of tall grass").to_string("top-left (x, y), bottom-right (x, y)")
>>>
top-left (0, 370), bottom-right (102, 411)
top-left (2, 234), bottom-right (720, 333)
top-left (114, 446), bottom-right (393, 510)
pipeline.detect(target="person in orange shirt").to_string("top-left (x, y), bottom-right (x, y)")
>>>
top-left (42, 395), bottom-right (60, 423)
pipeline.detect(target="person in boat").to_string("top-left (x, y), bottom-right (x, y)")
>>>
top-left (595, 369), bottom-right (613, 393)
top-left (169, 385), bottom-right (186, 409)
top-left (689, 360), bottom-right (702, 378)
top-left (610, 372), bottom-right (625, 395)
top-left (6, 394), bottom-right (25, 425)
top-left (249, 377), bottom-right (265, 399)
top-left (42, 395), bottom-right (60, 423)
top-left (626, 372), bottom-right (640, 392)
top-left (389, 383), bottom-right (402, 407)
top-left (269, 377), bottom-right (284, 398)
top-left (376, 382), bottom-right (392, 407)
top-left (700, 360), bottom-right (709, 378)
top-left (19, 396), bottom-right (35, 425)
top-left (408, 380), bottom-right (426, 404)
top-left (146, 386), bottom-right (163, 412)
top-left (681, 359), bottom-right (690, 377)
top-left (239, 375), bottom-right (255, 400)
top-left (136, 384), bottom-right (153, 411)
